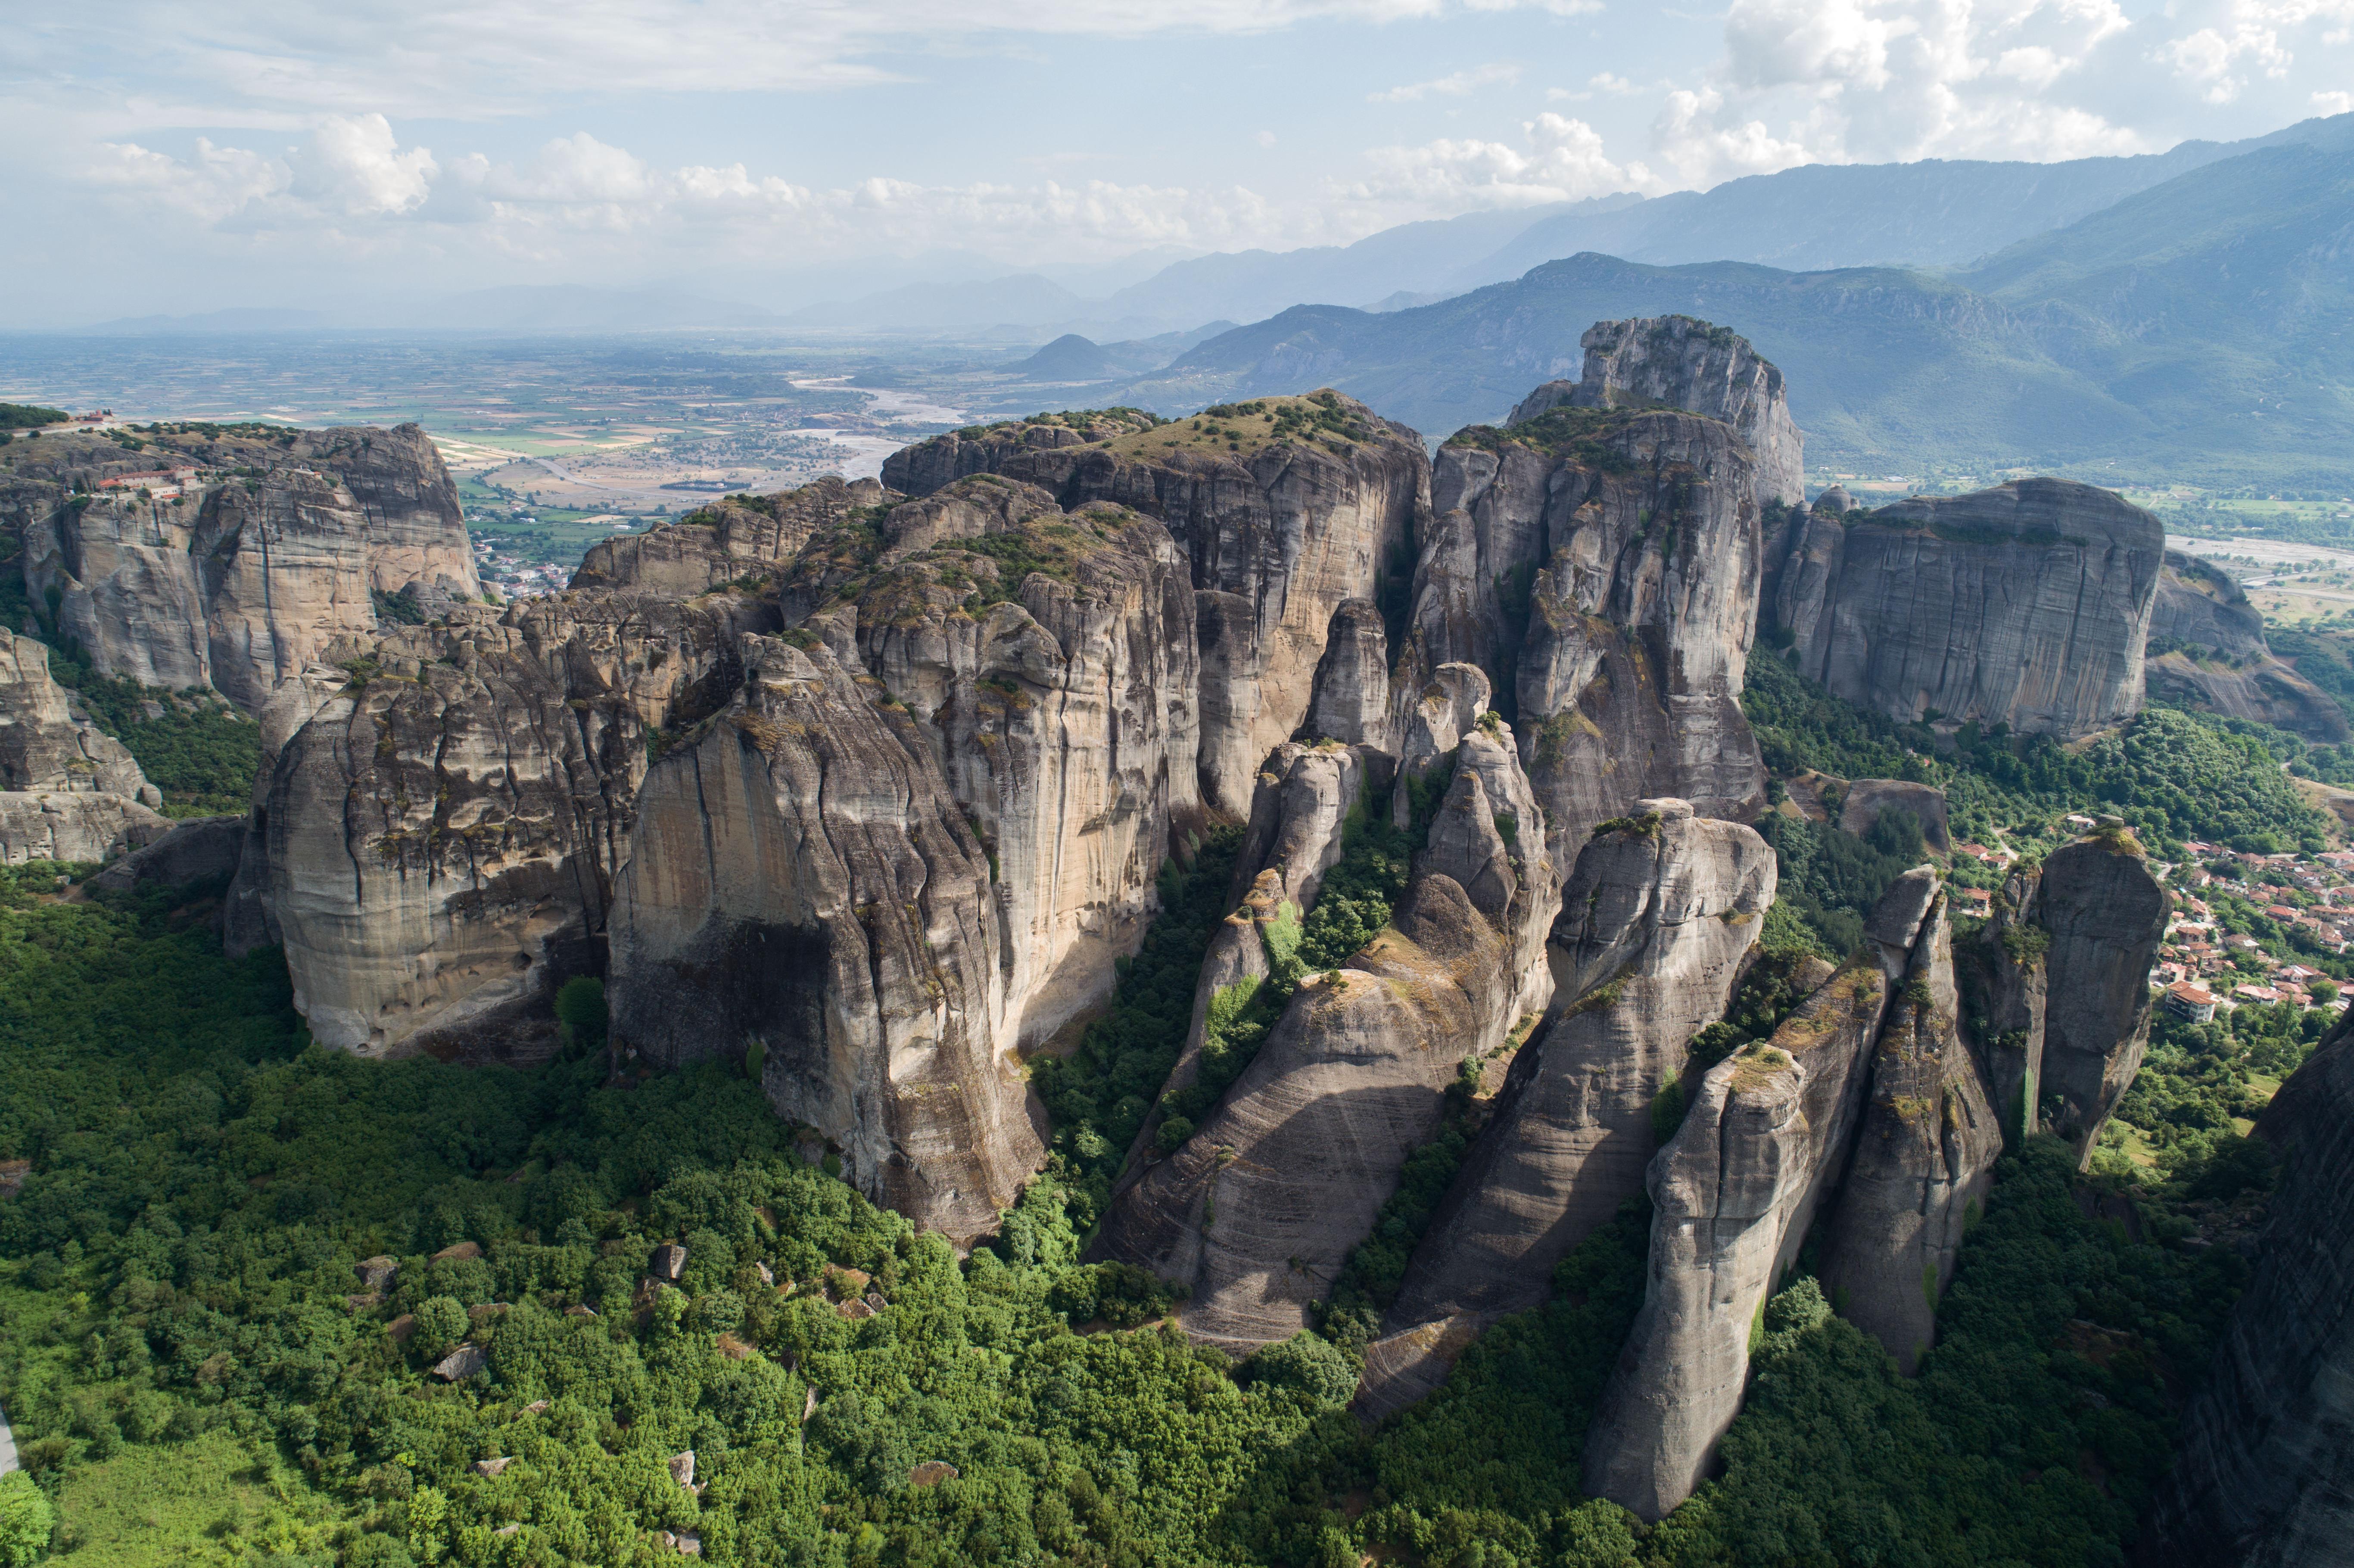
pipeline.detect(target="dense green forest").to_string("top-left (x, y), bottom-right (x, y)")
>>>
top-left (0, 637), bottom-right (2323, 1567)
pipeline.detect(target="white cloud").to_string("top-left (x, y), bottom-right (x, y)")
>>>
top-left (289, 114), bottom-right (437, 214)
top-left (2316, 89), bottom-right (2354, 112)
top-left (1370, 62), bottom-right (1523, 100)
top-left (1345, 111), bottom-right (1654, 212)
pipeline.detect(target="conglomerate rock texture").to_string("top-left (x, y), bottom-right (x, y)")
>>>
top-left (2142, 1013), bottom-right (2354, 1568)
top-left (879, 396), bottom-right (1425, 816)
top-left (572, 477), bottom-right (884, 597)
top-left (5, 424), bottom-right (480, 710)
top-left (1771, 479), bottom-right (2164, 738)
top-left (2034, 836), bottom-right (2168, 1160)
top-left (1506, 315), bottom-right (1805, 506)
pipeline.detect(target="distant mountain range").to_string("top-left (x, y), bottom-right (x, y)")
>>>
top-left (1079, 118), bottom-right (2354, 491)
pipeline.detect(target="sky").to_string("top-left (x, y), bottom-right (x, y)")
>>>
top-left (2, 0), bottom-right (2350, 324)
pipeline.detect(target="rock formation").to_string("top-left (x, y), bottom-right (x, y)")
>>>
top-left (1770, 479), bottom-right (2164, 738)
top-left (8, 424), bottom-right (479, 710)
top-left (879, 395), bottom-right (1426, 816)
top-left (1815, 874), bottom-right (2002, 1373)
top-left (1385, 802), bottom-right (1775, 1330)
top-left (260, 590), bottom-right (772, 1058)
top-left (1092, 871), bottom-right (1534, 1348)
top-left (0, 625), bottom-right (156, 804)
top-left (0, 623), bottom-right (168, 863)
top-left (607, 634), bottom-right (1038, 1247)
top-left (571, 477), bottom-right (884, 597)
top-left (2033, 835), bottom-right (2168, 1158)
top-left (1583, 952), bottom-right (1889, 1518)
top-left (2144, 551), bottom-right (2347, 742)
top-left (1505, 315), bottom-right (1805, 506)
top-left (2142, 1013), bottom-right (2354, 1568)
top-left (1410, 401), bottom-right (1769, 863)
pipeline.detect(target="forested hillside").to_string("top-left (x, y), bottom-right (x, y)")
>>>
top-left (0, 652), bottom-right (2320, 1567)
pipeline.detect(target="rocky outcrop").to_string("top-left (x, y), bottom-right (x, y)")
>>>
top-left (1413, 404), bottom-right (1768, 864)
top-left (1384, 802), bottom-right (1775, 1331)
top-left (262, 591), bottom-right (771, 1058)
top-left (1957, 867), bottom-right (2049, 1146)
top-left (0, 791), bottom-right (169, 866)
top-left (2035, 835), bottom-right (2167, 1160)
top-left (1506, 315), bottom-right (1804, 505)
top-left (12, 424), bottom-right (480, 709)
top-left (607, 635), bottom-right (1038, 1246)
top-left (0, 626), bottom-right (156, 804)
top-left (1092, 871), bottom-right (1527, 1348)
top-left (572, 478), bottom-right (885, 596)
top-left (2145, 552), bottom-right (2346, 741)
top-left (89, 814), bottom-right (244, 893)
top-left (1303, 598), bottom-right (1392, 750)
top-left (1771, 479), bottom-right (2164, 738)
top-left (1583, 954), bottom-right (1890, 1519)
top-left (1837, 779), bottom-right (1950, 855)
top-left (879, 397), bottom-right (1426, 816)
top-left (1816, 875), bottom-right (2002, 1372)
top-left (2142, 1014), bottom-right (2354, 1568)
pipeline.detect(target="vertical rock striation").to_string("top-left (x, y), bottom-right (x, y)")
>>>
top-left (0, 625), bottom-right (156, 803)
top-left (1815, 876), bottom-right (2003, 1372)
top-left (1583, 952), bottom-right (1890, 1518)
top-left (880, 396), bottom-right (1426, 816)
top-left (1770, 479), bottom-right (2164, 738)
top-left (608, 635), bottom-right (1039, 1246)
top-left (2034, 834), bottom-right (2168, 1160)
top-left (1410, 404), bottom-right (1768, 865)
top-left (1385, 801), bottom-right (1776, 1330)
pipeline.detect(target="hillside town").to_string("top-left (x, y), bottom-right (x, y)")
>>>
top-left (2152, 842), bottom-right (2354, 1020)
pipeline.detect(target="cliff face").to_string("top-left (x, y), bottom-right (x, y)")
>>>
top-left (1386, 802), bottom-right (1776, 1330)
top-left (1507, 315), bottom-right (1805, 506)
top-left (1414, 406), bottom-right (1768, 866)
top-left (2145, 552), bottom-right (2348, 742)
top-left (0, 626), bottom-right (156, 803)
top-left (262, 590), bottom-right (771, 1058)
top-left (2143, 1015), bottom-right (2354, 1568)
top-left (0, 623), bottom-right (168, 864)
top-left (1815, 877), bottom-right (2002, 1373)
top-left (2034, 836), bottom-right (2167, 1160)
top-left (1583, 955), bottom-right (1888, 1520)
top-left (878, 396), bottom-right (1425, 816)
top-left (11, 424), bottom-right (480, 709)
top-left (1772, 479), bottom-right (2163, 738)
top-left (608, 635), bottom-right (1039, 1246)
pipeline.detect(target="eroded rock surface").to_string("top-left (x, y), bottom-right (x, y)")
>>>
top-left (2143, 1013), bottom-right (2354, 1568)
top-left (0, 626), bottom-right (155, 803)
top-left (1386, 801), bottom-right (1775, 1330)
top-left (1412, 404), bottom-right (1768, 862)
top-left (1092, 873), bottom-right (1523, 1348)
top-left (1506, 315), bottom-right (1804, 505)
top-left (1771, 479), bottom-right (2163, 738)
top-left (9, 424), bottom-right (479, 709)
top-left (879, 397), bottom-right (1425, 815)
top-left (573, 478), bottom-right (885, 596)
top-left (2035, 835), bottom-right (2167, 1160)
top-left (1584, 955), bottom-right (1889, 1518)
top-left (1816, 880), bottom-right (2002, 1372)
top-left (2144, 551), bottom-right (2347, 742)
top-left (608, 635), bottom-right (1038, 1246)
